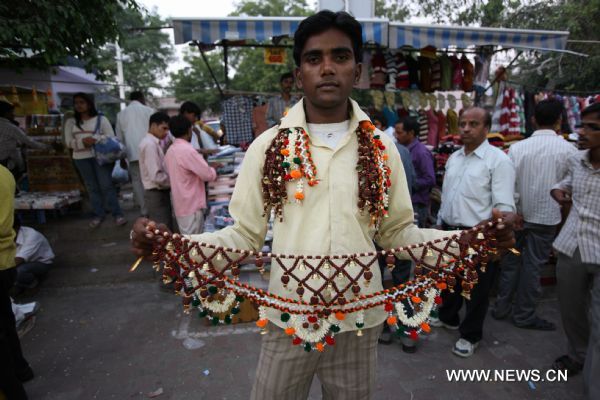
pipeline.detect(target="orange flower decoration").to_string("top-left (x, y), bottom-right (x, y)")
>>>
top-left (436, 282), bottom-right (447, 290)
top-left (359, 120), bottom-right (375, 131)
top-left (294, 191), bottom-right (305, 200)
top-left (387, 316), bottom-right (397, 326)
top-left (290, 169), bottom-right (302, 179)
top-left (280, 148), bottom-right (290, 156)
top-left (316, 342), bottom-right (325, 352)
top-left (284, 327), bottom-right (296, 336)
top-left (256, 319), bottom-right (268, 328)
top-left (411, 296), bottom-right (422, 304)
top-left (421, 322), bottom-right (431, 333)
top-left (335, 311), bottom-right (346, 321)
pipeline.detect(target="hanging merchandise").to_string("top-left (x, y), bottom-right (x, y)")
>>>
top-left (395, 53), bottom-right (410, 89)
top-left (405, 53), bottom-right (420, 89)
top-left (370, 50), bottom-right (387, 89)
top-left (447, 108), bottom-right (459, 135)
top-left (356, 51), bottom-right (372, 90)
top-left (384, 50), bottom-right (397, 91)
top-left (473, 48), bottom-right (493, 96)
top-left (439, 54), bottom-right (452, 91)
top-left (418, 46), bottom-right (437, 93)
top-left (461, 55), bottom-right (474, 92)
top-left (450, 56), bottom-right (463, 90)
top-left (147, 218), bottom-right (504, 352)
top-left (417, 110), bottom-right (428, 143)
top-left (222, 96), bottom-right (254, 146)
top-left (431, 59), bottom-right (442, 92)
top-left (11, 86), bottom-right (20, 106)
top-left (426, 108), bottom-right (439, 146)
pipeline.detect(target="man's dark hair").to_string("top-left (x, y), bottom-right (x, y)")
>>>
top-left (149, 112), bottom-right (170, 127)
top-left (581, 102), bottom-right (600, 120)
top-left (280, 72), bottom-right (293, 83)
top-left (398, 117), bottom-right (419, 136)
top-left (129, 91), bottom-right (145, 102)
top-left (179, 101), bottom-right (202, 118)
top-left (0, 101), bottom-right (14, 117)
top-left (169, 115), bottom-right (192, 138)
top-left (535, 99), bottom-right (564, 127)
top-left (293, 10), bottom-right (363, 67)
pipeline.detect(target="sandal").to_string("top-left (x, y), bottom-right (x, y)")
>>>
top-left (551, 355), bottom-right (583, 377)
top-left (89, 218), bottom-right (103, 228)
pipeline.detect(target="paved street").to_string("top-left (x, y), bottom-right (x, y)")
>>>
top-left (15, 201), bottom-right (584, 400)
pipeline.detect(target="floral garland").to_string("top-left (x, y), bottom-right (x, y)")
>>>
top-left (147, 220), bottom-right (504, 352)
top-left (261, 121), bottom-right (391, 227)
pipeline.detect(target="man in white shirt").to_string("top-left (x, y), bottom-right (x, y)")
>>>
top-left (116, 91), bottom-right (155, 216)
top-left (139, 112), bottom-right (173, 230)
top-left (12, 220), bottom-right (54, 293)
top-left (493, 99), bottom-right (577, 330)
top-left (434, 107), bottom-right (516, 358)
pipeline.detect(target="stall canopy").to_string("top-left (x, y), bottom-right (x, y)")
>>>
top-left (388, 23), bottom-right (569, 52)
top-left (172, 16), bottom-right (573, 54)
top-left (173, 17), bottom-right (388, 46)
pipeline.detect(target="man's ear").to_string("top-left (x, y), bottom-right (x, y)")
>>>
top-left (294, 67), bottom-right (302, 90)
top-left (354, 63), bottom-right (362, 85)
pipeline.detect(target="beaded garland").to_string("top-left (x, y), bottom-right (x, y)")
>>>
top-left (149, 220), bottom-right (502, 352)
top-left (261, 120), bottom-right (391, 228)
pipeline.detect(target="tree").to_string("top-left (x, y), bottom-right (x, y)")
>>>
top-left (0, 0), bottom-right (139, 71)
top-left (95, 7), bottom-right (174, 94)
top-left (230, 0), bottom-right (314, 17)
top-left (170, 49), bottom-right (226, 113)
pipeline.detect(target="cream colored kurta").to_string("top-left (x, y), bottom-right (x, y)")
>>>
top-left (191, 98), bottom-right (453, 332)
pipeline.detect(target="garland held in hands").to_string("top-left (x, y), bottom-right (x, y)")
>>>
top-left (148, 220), bottom-right (502, 353)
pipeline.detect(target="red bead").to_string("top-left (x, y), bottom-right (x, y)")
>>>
top-left (384, 303), bottom-right (394, 312)
top-left (308, 316), bottom-right (318, 323)
top-left (434, 296), bottom-right (442, 305)
top-left (325, 336), bottom-right (335, 346)
top-left (292, 337), bottom-right (302, 345)
top-left (409, 330), bottom-right (419, 341)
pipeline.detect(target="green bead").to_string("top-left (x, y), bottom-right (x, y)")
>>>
top-left (304, 343), bottom-right (312, 352)
top-left (208, 286), bottom-right (218, 294)
top-left (235, 296), bottom-right (245, 303)
top-left (430, 310), bottom-right (439, 318)
top-left (211, 316), bottom-right (220, 326)
top-left (374, 135), bottom-right (381, 139)
top-left (224, 315), bottom-right (232, 324)
top-left (280, 313), bottom-right (290, 322)
top-left (395, 328), bottom-right (406, 338)
top-left (231, 307), bottom-right (240, 315)
top-left (330, 325), bottom-right (341, 333)
top-left (198, 309), bottom-right (208, 318)
top-left (356, 322), bottom-right (364, 329)
top-left (282, 161), bottom-right (291, 168)
top-left (192, 298), bottom-right (201, 307)
top-left (293, 157), bottom-right (302, 164)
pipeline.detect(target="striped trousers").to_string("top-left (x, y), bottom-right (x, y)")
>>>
top-left (250, 325), bottom-right (381, 400)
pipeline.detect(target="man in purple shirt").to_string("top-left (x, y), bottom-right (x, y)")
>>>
top-left (395, 117), bottom-right (436, 227)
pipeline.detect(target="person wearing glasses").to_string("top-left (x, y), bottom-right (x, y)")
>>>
top-left (550, 102), bottom-right (600, 399)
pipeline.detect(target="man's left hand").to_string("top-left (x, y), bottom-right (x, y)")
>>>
top-left (487, 208), bottom-right (516, 252)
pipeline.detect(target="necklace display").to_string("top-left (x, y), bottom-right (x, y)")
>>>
top-left (149, 220), bottom-right (501, 353)
top-left (261, 120), bottom-right (391, 228)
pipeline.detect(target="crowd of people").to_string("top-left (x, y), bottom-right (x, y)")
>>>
top-left (1, 8), bottom-right (599, 400)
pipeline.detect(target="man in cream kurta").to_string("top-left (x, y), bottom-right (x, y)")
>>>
top-left (191, 98), bottom-right (452, 333)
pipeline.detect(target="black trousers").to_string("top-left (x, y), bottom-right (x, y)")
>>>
top-left (0, 268), bottom-right (29, 399)
top-left (438, 222), bottom-right (498, 344)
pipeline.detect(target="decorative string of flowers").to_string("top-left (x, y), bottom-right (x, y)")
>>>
top-left (147, 220), bottom-right (503, 352)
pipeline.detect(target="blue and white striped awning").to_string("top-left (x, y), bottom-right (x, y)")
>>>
top-left (388, 23), bottom-right (569, 51)
top-left (172, 17), bottom-right (388, 46)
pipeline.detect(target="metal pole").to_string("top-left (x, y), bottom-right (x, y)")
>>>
top-left (224, 44), bottom-right (229, 88)
top-left (195, 42), bottom-right (224, 99)
top-left (115, 40), bottom-right (126, 111)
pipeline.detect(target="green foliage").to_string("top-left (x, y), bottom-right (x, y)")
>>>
top-left (374, 0), bottom-right (410, 21)
top-left (170, 49), bottom-right (225, 113)
top-left (230, 0), bottom-right (314, 17)
top-left (95, 7), bottom-right (174, 94)
top-left (0, 0), bottom-right (138, 71)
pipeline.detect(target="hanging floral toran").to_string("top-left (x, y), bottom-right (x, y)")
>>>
top-left (261, 120), bottom-right (391, 228)
top-left (144, 219), bottom-right (509, 353)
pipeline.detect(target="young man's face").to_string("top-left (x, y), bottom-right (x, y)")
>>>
top-left (281, 77), bottom-right (294, 94)
top-left (579, 113), bottom-right (600, 151)
top-left (182, 111), bottom-right (198, 124)
top-left (150, 122), bottom-right (169, 140)
top-left (459, 108), bottom-right (489, 147)
top-left (394, 122), bottom-right (412, 145)
top-left (295, 28), bottom-right (361, 111)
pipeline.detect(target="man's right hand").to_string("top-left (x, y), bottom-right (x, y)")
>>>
top-left (550, 189), bottom-right (572, 207)
top-left (130, 217), bottom-right (171, 259)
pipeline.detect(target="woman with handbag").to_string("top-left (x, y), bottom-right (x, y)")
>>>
top-left (64, 93), bottom-right (126, 228)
